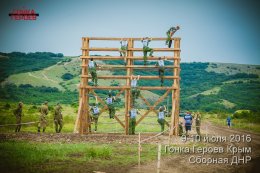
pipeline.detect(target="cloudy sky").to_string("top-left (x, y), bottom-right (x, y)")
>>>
top-left (0, 0), bottom-right (259, 64)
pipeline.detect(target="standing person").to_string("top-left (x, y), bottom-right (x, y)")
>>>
top-left (88, 58), bottom-right (99, 86)
top-left (155, 57), bottom-right (167, 86)
top-left (106, 92), bottom-right (116, 119)
top-left (119, 39), bottom-right (128, 65)
top-left (90, 96), bottom-right (100, 132)
top-left (195, 112), bottom-right (201, 137)
top-left (141, 37), bottom-right (153, 65)
top-left (129, 108), bottom-right (139, 135)
top-left (157, 105), bottom-right (167, 132)
top-left (54, 103), bottom-right (63, 133)
top-left (13, 102), bottom-right (23, 132)
top-left (184, 112), bottom-right (193, 136)
top-left (178, 122), bottom-right (184, 136)
top-left (131, 75), bottom-right (140, 106)
top-left (166, 26), bottom-right (180, 48)
top-left (226, 116), bottom-right (231, 128)
top-left (38, 101), bottom-right (49, 133)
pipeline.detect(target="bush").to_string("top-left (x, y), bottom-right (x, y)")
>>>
top-left (61, 73), bottom-right (74, 81)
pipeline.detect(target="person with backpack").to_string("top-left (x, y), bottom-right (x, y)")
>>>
top-left (106, 92), bottom-right (116, 119)
top-left (184, 112), bottom-right (193, 136)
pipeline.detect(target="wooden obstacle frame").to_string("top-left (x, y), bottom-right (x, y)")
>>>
top-left (74, 37), bottom-right (181, 136)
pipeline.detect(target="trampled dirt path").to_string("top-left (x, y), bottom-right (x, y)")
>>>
top-left (128, 122), bottom-right (260, 173)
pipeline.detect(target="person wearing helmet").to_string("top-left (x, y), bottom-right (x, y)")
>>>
top-left (184, 111), bottom-right (193, 136)
top-left (88, 58), bottom-right (99, 86)
top-left (131, 75), bottom-right (140, 106)
top-left (106, 92), bottom-right (116, 119)
top-left (119, 39), bottom-right (128, 66)
top-left (141, 37), bottom-right (153, 65)
top-left (90, 96), bottom-right (100, 132)
top-left (54, 103), bottom-right (63, 133)
top-left (166, 26), bottom-right (180, 48)
top-left (157, 105), bottom-right (167, 132)
top-left (155, 57), bottom-right (167, 86)
top-left (38, 101), bottom-right (49, 133)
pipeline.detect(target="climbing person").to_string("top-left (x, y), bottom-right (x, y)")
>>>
top-left (54, 103), bottom-right (63, 133)
top-left (166, 26), bottom-right (180, 48)
top-left (157, 105), bottom-right (167, 132)
top-left (13, 102), bottom-right (23, 132)
top-left (131, 75), bottom-right (140, 106)
top-left (184, 112), bottom-right (193, 136)
top-left (155, 57), bottom-right (167, 86)
top-left (38, 101), bottom-right (49, 133)
top-left (90, 96), bottom-right (100, 132)
top-left (141, 37), bottom-right (153, 65)
top-left (119, 38), bottom-right (128, 65)
top-left (195, 112), bottom-right (201, 137)
top-left (106, 92), bottom-right (116, 119)
top-left (129, 108), bottom-right (139, 135)
top-left (88, 58), bottom-right (99, 86)
top-left (226, 115), bottom-right (231, 128)
top-left (178, 122), bottom-right (184, 136)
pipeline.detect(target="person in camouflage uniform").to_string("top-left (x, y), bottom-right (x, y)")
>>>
top-left (195, 112), bottom-right (201, 137)
top-left (131, 75), bottom-right (140, 106)
top-left (13, 102), bottom-right (23, 132)
top-left (90, 97), bottom-right (100, 132)
top-left (141, 37), bottom-right (153, 65)
top-left (106, 93), bottom-right (116, 119)
top-left (166, 26), bottom-right (180, 48)
top-left (129, 108), bottom-right (139, 135)
top-left (54, 103), bottom-right (63, 133)
top-left (119, 39), bottom-right (128, 66)
top-left (38, 101), bottom-right (49, 133)
top-left (155, 57), bottom-right (167, 86)
top-left (178, 122), bottom-right (184, 136)
top-left (88, 58), bottom-right (99, 86)
top-left (157, 105), bottom-right (167, 132)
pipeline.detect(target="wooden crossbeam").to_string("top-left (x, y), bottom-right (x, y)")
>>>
top-left (86, 37), bottom-right (181, 41)
top-left (80, 56), bottom-right (181, 60)
top-left (81, 75), bottom-right (179, 79)
top-left (81, 86), bottom-right (178, 90)
top-left (81, 65), bottom-right (180, 69)
top-left (136, 89), bottom-right (171, 126)
top-left (114, 115), bottom-right (125, 128)
top-left (81, 47), bottom-right (180, 51)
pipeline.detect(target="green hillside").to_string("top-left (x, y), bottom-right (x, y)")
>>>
top-left (0, 52), bottom-right (260, 112)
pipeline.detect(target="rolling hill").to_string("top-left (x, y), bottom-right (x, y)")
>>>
top-left (0, 52), bottom-right (259, 112)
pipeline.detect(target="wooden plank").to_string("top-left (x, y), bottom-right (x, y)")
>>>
top-left (80, 56), bottom-right (181, 60)
top-left (81, 47), bottom-right (181, 51)
top-left (81, 65), bottom-right (180, 69)
top-left (86, 37), bottom-right (181, 41)
top-left (114, 115), bottom-right (125, 128)
top-left (136, 90), bottom-right (171, 126)
top-left (81, 86), bottom-right (178, 90)
top-left (81, 75), bottom-right (180, 79)
top-left (74, 98), bottom-right (82, 133)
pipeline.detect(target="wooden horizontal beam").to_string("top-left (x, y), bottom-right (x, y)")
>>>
top-left (81, 47), bottom-right (180, 52)
top-left (81, 75), bottom-right (179, 79)
top-left (81, 65), bottom-right (180, 69)
top-left (80, 56), bottom-right (181, 61)
top-left (85, 37), bottom-right (181, 41)
top-left (80, 86), bottom-right (178, 90)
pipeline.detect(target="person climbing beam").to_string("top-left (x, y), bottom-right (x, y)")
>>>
top-left (128, 108), bottom-right (139, 135)
top-left (155, 56), bottom-right (167, 86)
top-left (54, 103), bottom-right (63, 133)
top-left (13, 102), bottom-right (23, 132)
top-left (157, 105), bottom-right (167, 132)
top-left (90, 96), bottom-right (100, 132)
top-left (130, 75), bottom-right (140, 106)
top-left (166, 25), bottom-right (180, 48)
top-left (88, 58), bottom-right (99, 86)
top-left (106, 92), bottom-right (116, 119)
top-left (38, 101), bottom-right (49, 133)
top-left (119, 38), bottom-right (128, 66)
top-left (141, 37), bottom-right (153, 65)
top-left (184, 111), bottom-right (193, 137)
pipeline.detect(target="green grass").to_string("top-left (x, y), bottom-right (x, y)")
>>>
top-left (0, 141), bottom-right (159, 173)
top-left (203, 113), bottom-right (260, 133)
